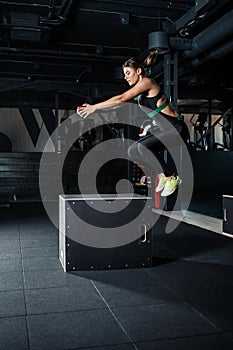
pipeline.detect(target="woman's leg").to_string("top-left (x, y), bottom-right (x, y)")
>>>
top-left (128, 126), bottom-right (184, 195)
top-left (127, 139), bottom-right (144, 164)
top-left (136, 132), bottom-right (176, 177)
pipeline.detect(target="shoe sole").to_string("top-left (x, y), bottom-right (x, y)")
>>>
top-left (155, 185), bottom-right (166, 192)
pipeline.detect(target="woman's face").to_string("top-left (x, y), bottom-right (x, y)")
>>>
top-left (123, 66), bottom-right (141, 86)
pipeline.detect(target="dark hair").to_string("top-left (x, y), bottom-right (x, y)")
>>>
top-left (122, 50), bottom-right (158, 76)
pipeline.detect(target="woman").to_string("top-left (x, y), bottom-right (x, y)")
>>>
top-left (77, 50), bottom-right (188, 196)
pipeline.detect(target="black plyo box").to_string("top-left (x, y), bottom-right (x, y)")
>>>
top-left (222, 195), bottom-right (233, 237)
top-left (59, 194), bottom-right (153, 271)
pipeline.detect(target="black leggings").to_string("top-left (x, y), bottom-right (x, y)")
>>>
top-left (128, 120), bottom-right (189, 177)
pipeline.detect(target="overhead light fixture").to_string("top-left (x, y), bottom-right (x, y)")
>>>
top-left (148, 31), bottom-right (170, 54)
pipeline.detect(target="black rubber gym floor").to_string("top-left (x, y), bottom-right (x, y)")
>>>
top-left (0, 203), bottom-right (232, 350)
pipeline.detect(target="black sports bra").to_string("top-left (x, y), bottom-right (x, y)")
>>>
top-left (134, 90), bottom-right (183, 121)
top-left (138, 90), bottom-right (164, 110)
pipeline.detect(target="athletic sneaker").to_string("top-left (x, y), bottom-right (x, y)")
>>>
top-left (161, 176), bottom-right (182, 197)
top-left (155, 174), bottom-right (168, 192)
top-left (140, 175), bottom-right (152, 186)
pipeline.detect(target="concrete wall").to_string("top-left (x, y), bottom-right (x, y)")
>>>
top-left (0, 108), bottom-right (75, 152)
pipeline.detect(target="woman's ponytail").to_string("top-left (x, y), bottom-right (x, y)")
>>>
top-left (143, 50), bottom-right (158, 68)
top-left (122, 50), bottom-right (158, 77)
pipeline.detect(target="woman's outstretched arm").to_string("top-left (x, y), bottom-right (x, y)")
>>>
top-left (77, 78), bottom-right (153, 118)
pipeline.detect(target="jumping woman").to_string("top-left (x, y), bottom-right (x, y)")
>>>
top-left (77, 50), bottom-right (189, 196)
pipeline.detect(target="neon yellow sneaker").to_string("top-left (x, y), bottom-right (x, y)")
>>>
top-left (155, 174), bottom-right (168, 192)
top-left (161, 176), bottom-right (182, 196)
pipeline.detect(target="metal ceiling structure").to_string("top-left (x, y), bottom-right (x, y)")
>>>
top-left (0, 0), bottom-right (232, 112)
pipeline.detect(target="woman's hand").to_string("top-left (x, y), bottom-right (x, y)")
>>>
top-left (76, 103), bottom-right (96, 118)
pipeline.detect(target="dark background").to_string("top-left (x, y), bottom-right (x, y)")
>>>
top-left (0, 0), bottom-right (232, 112)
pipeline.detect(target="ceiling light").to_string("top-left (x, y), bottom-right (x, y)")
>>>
top-left (148, 31), bottom-right (170, 54)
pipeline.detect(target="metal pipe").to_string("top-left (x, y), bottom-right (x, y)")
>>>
top-left (56, 0), bottom-right (72, 16)
top-left (0, 1), bottom-right (49, 9)
top-left (40, 0), bottom-right (74, 26)
top-left (174, 0), bottom-right (210, 32)
top-left (179, 37), bottom-right (233, 77)
top-left (0, 46), bottom-right (127, 62)
top-left (0, 81), bottom-right (36, 93)
top-left (207, 99), bottom-right (214, 151)
top-left (93, 0), bottom-right (192, 11)
top-left (48, 0), bottom-right (57, 18)
top-left (183, 10), bottom-right (233, 58)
